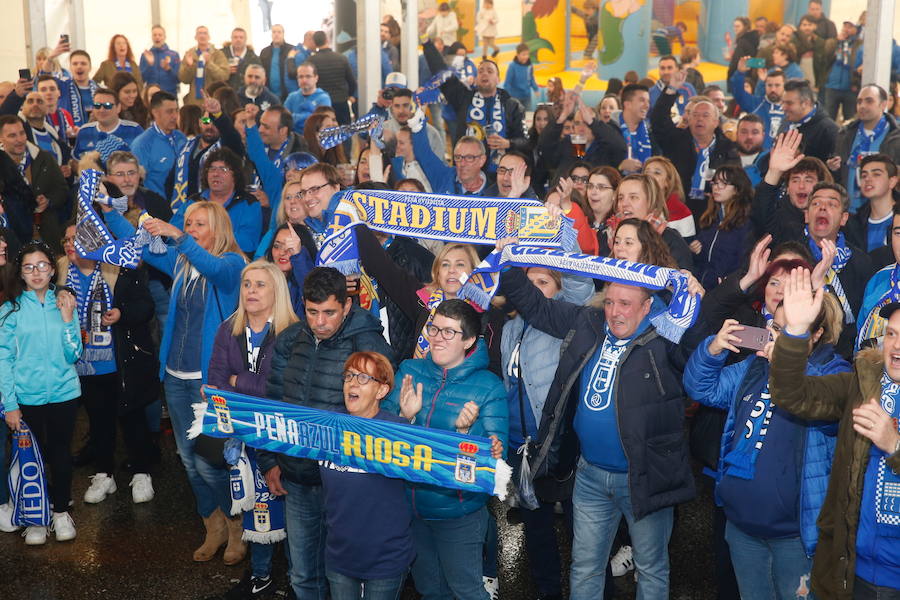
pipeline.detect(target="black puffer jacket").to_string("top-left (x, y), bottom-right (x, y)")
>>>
top-left (499, 267), bottom-right (703, 519)
top-left (258, 306), bottom-right (395, 485)
top-left (776, 104), bottom-right (839, 163)
top-left (384, 236), bottom-right (435, 359)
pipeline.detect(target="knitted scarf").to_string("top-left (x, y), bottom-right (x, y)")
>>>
top-left (807, 229), bottom-right (855, 324)
top-left (65, 263), bottom-right (114, 376)
top-left (857, 263), bottom-right (900, 348)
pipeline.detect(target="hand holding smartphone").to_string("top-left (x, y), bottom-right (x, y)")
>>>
top-left (732, 325), bottom-right (773, 351)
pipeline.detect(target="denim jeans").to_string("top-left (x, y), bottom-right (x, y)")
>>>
top-left (327, 569), bottom-right (406, 600)
top-left (283, 478), bottom-right (327, 599)
top-left (411, 506), bottom-right (489, 600)
top-left (854, 576), bottom-right (900, 599)
top-left (250, 539), bottom-right (291, 579)
top-left (164, 374), bottom-right (231, 518)
top-left (725, 521), bottom-right (813, 600)
top-left (570, 458), bottom-right (673, 600)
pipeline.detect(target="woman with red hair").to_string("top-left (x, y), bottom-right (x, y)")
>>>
top-left (93, 34), bottom-right (143, 89)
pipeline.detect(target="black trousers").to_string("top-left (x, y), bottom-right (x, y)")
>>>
top-left (20, 399), bottom-right (78, 511)
top-left (80, 373), bottom-right (152, 474)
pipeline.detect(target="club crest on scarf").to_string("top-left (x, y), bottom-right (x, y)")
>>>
top-left (0, 412), bottom-right (51, 527)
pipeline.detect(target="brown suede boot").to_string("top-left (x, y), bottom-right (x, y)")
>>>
top-left (222, 515), bottom-right (247, 565)
top-left (193, 508), bottom-right (228, 562)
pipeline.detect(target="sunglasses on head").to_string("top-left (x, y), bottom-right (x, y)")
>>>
top-left (93, 101), bottom-right (114, 110)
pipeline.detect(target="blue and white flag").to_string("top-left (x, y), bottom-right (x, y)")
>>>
top-left (2, 413), bottom-right (51, 527)
top-left (189, 389), bottom-right (512, 499)
top-left (460, 245), bottom-right (701, 343)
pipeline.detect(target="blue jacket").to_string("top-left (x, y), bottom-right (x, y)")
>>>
top-left (139, 44), bottom-right (181, 96)
top-left (683, 339), bottom-right (849, 555)
top-left (692, 216), bottom-right (755, 290)
top-left (730, 71), bottom-right (784, 149)
top-left (0, 289), bottom-right (82, 411)
top-left (131, 125), bottom-right (188, 199)
top-left (105, 210), bottom-right (245, 382)
top-left (383, 343), bottom-right (508, 520)
top-left (826, 37), bottom-right (863, 91)
top-left (503, 59), bottom-right (539, 100)
top-left (172, 190), bottom-right (263, 255)
top-left (284, 88), bottom-right (332, 135)
top-left (411, 125), bottom-right (464, 195)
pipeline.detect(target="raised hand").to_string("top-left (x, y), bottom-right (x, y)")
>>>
top-left (283, 222), bottom-right (302, 255)
top-left (668, 68), bottom-right (687, 91)
top-left (681, 270), bottom-right (705, 298)
top-left (56, 289), bottom-right (76, 323)
top-left (579, 61), bottom-right (596, 83)
top-left (852, 398), bottom-right (900, 454)
top-left (143, 217), bottom-right (182, 239)
top-left (737, 56), bottom-right (750, 72)
top-left (244, 103), bottom-right (260, 121)
top-left (201, 90), bottom-right (221, 115)
top-left (495, 236), bottom-right (519, 252)
top-left (739, 234), bottom-right (772, 292)
top-left (811, 238), bottom-right (836, 290)
top-left (708, 319), bottom-right (745, 356)
top-left (767, 130), bottom-right (805, 179)
top-left (557, 92), bottom-right (578, 123)
top-left (782, 267), bottom-right (823, 336)
top-left (556, 176), bottom-right (574, 200)
top-left (455, 400), bottom-right (480, 433)
top-left (489, 434), bottom-right (503, 459)
top-left (143, 50), bottom-right (155, 65)
top-left (507, 161), bottom-right (531, 198)
top-left (398, 374), bottom-right (423, 421)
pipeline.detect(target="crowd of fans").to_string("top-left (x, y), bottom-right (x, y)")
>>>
top-left (1, 1), bottom-right (900, 599)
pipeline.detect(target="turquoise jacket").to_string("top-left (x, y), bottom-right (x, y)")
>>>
top-left (0, 289), bottom-right (83, 411)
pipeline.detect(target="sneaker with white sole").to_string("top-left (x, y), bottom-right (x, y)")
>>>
top-left (83, 473), bottom-right (116, 504)
top-left (610, 544), bottom-right (634, 577)
top-left (483, 576), bottom-right (499, 600)
top-left (51, 511), bottom-right (76, 542)
top-left (129, 474), bottom-right (154, 504)
top-left (23, 526), bottom-right (47, 545)
top-left (0, 501), bottom-right (18, 532)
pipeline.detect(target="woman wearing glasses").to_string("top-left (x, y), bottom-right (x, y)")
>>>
top-left (0, 241), bottom-right (82, 545)
top-left (208, 260), bottom-right (297, 583)
top-left (103, 200), bottom-right (246, 562)
top-left (585, 166), bottom-right (621, 256)
top-left (319, 351), bottom-right (415, 600)
top-left (384, 299), bottom-right (506, 600)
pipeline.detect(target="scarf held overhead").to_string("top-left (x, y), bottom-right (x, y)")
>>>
top-left (188, 388), bottom-right (512, 499)
top-left (460, 245), bottom-right (700, 343)
top-left (318, 113), bottom-right (384, 151)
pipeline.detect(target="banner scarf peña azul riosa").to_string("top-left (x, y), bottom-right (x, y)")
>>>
top-left (189, 388), bottom-right (513, 499)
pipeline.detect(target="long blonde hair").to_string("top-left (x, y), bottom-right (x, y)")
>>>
top-left (175, 201), bottom-right (245, 286)
top-left (230, 260), bottom-right (298, 336)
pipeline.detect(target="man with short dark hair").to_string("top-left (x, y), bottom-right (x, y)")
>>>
top-left (260, 24), bottom-right (295, 101)
top-left (222, 27), bottom-right (261, 91)
top-left (131, 91), bottom-right (187, 198)
top-left (36, 75), bottom-right (75, 143)
top-left (56, 50), bottom-right (99, 126)
top-left (845, 154), bottom-right (899, 257)
top-left (261, 266), bottom-right (394, 600)
top-left (17, 91), bottom-right (70, 172)
top-left (374, 85), bottom-right (444, 159)
top-left (778, 79), bottom-right (838, 162)
top-left (735, 114), bottom-right (768, 185)
top-left (829, 85), bottom-right (900, 212)
top-left (283, 63), bottom-right (331, 134)
top-left (649, 55), bottom-right (696, 115)
top-left (237, 64), bottom-right (281, 111)
top-left (73, 88), bottom-right (143, 158)
top-left (806, 0), bottom-right (837, 40)
top-left (307, 30), bottom-right (357, 129)
top-left (611, 83), bottom-right (655, 173)
top-left (731, 58), bottom-right (785, 149)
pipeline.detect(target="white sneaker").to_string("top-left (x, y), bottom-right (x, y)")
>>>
top-left (23, 525), bottom-right (47, 545)
top-left (130, 474), bottom-right (154, 503)
top-left (482, 576), bottom-right (499, 600)
top-left (0, 501), bottom-right (18, 532)
top-left (84, 473), bottom-right (116, 504)
top-left (610, 544), bottom-right (635, 577)
top-left (51, 511), bottom-right (76, 542)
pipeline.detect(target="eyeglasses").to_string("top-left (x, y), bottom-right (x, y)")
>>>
top-left (496, 166), bottom-right (517, 176)
top-left (61, 236), bottom-right (76, 246)
top-left (284, 192), bottom-right (303, 201)
top-left (208, 165), bottom-right (231, 173)
top-left (587, 183), bottom-right (613, 191)
top-left (342, 371), bottom-right (382, 385)
top-left (22, 261), bottom-right (52, 274)
top-left (298, 183), bottom-right (330, 198)
top-left (92, 101), bottom-right (114, 110)
top-left (426, 324), bottom-right (464, 340)
top-left (110, 169), bottom-right (138, 179)
top-left (570, 175), bottom-right (589, 184)
top-left (453, 153), bottom-right (484, 163)
top-left (200, 116), bottom-right (212, 125)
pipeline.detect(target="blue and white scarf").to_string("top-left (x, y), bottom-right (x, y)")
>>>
top-left (765, 101), bottom-right (785, 142)
top-left (847, 115), bottom-right (890, 210)
top-left (788, 106), bottom-right (817, 131)
top-left (65, 263), bottom-right (114, 375)
top-left (66, 78), bottom-right (99, 127)
top-left (318, 113), bottom-right (384, 151)
top-left (194, 50), bottom-right (206, 100)
top-left (172, 137), bottom-right (221, 212)
top-left (690, 138), bottom-right (715, 200)
top-left (857, 263), bottom-right (900, 348)
top-left (415, 69), bottom-right (454, 105)
top-left (152, 122), bottom-right (179, 154)
top-left (317, 188), bottom-right (576, 276)
top-left (224, 440), bottom-right (286, 543)
top-left (874, 371), bottom-right (900, 528)
top-left (462, 245), bottom-right (700, 343)
top-left (2, 413), bottom-right (51, 527)
top-left (722, 379), bottom-right (774, 480)
top-left (618, 114), bottom-right (652, 164)
top-left (807, 229), bottom-right (855, 324)
top-left (466, 91), bottom-right (506, 169)
top-left (190, 388), bottom-right (513, 499)
top-left (761, 304), bottom-right (775, 325)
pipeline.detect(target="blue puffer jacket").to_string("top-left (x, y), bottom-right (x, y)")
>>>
top-left (683, 337), bottom-right (849, 556)
top-left (384, 342), bottom-right (508, 520)
top-left (0, 289), bottom-right (83, 411)
top-left (106, 210), bottom-right (245, 382)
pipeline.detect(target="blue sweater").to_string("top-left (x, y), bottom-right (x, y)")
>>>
top-left (684, 339), bottom-right (849, 555)
top-left (105, 210), bottom-right (245, 382)
top-left (131, 125), bottom-right (188, 199)
top-left (283, 88), bottom-right (332, 135)
top-left (503, 59), bottom-right (539, 100)
top-left (0, 289), bottom-right (83, 411)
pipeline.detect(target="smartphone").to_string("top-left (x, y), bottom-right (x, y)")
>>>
top-left (60, 34), bottom-right (69, 44)
top-left (18, 68), bottom-right (31, 80)
top-left (733, 325), bottom-right (773, 351)
top-left (746, 57), bottom-right (767, 69)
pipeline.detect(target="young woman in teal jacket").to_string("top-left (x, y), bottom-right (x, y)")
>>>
top-left (0, 241), bottom-right (82, 545)
top-left (104, 200), bottom-right (246, 562)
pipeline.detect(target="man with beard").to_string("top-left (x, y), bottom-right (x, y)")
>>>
top-left (222, 27), bottom-right (261, 91)
top-left (375, 84), bottom-right (444, 159)
top-left (17, 92), bottom-right (72, 177)
top-left (237, 64), bottom-right (281, 111)
top-left (730, 58), bottom-right (785, 149)
top-left (735, 114), bottom-right (768, 186)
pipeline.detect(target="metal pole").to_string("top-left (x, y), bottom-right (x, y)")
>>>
top-left (861, 0), bottom-right (894, 92)
top-left (403, 0), bottom-right (419, 90)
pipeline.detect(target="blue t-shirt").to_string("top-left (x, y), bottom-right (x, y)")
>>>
top-left (318, 408), bottom-right (415, 579)
top-left (868, 213), bottom-right (892, 252)
top-left (73, 120), bottom-right (144, 158)
top-left (78, 86), bottom-right (94, 120)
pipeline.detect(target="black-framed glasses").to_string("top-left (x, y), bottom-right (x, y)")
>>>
top-left (453, 153), bottom-right (483, 163)
top-left (22, 261), bottom-right (51, 274)
top-left (299, 183), bottom-right (329, 198)
top-left (496, 166), bottom-right (516, 176)
top-left (426, 324), bottom-right (464, 340)
top-left (587, 183), bottom-right (613, 191)
top-left (343, 371), bottom-right (382, 385)
top-left (92, 101), bottom-right (114, 110)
